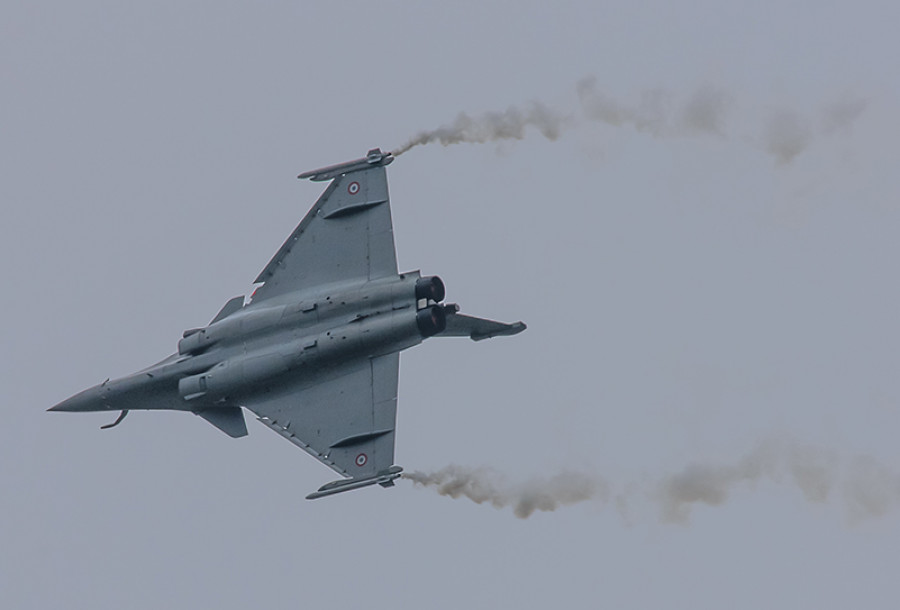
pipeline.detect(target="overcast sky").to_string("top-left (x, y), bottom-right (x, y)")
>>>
top-left (3, 2), bottom-right (900, 608)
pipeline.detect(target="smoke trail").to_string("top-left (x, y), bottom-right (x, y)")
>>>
top-left (392, 77), bottom-right (866, 163)
top-left (575, 78), bottom-right (664, 133)
top-left (762, 110), bottom-right (814, 165)
top-left (658, 441), bottom-right (900, 523)
top-left (658, 440), bottom-right (836, 522)
top-left (841, 455), bottom-right (900, 522)
top-left (402, 466), bottom-right (607, 518)
top-left (576, 77), bottom-right (733, 137)
top-left (821, 98), bottom-right (868, 134)
top-left (577, 77), bottom-right (859, 164)
top-left (406, 440), bottom-right (900, 523)
top-left (392, 102), bottom-right (568, 156)
top-left (680, 85), bottom-right (732, 136)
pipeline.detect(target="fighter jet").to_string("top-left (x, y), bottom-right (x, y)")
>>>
top-left (49, 148), bottom-right (525, 499)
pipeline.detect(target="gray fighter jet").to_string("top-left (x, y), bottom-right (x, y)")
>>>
top-left (49, 148), bottom-right (525, 499)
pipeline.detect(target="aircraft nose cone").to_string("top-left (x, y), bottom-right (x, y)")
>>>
top-left (48, 385), bottom-right (105, 412)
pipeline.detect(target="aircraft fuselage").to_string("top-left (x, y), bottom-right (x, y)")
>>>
top-left (51, 272), bottom-right (444, 414)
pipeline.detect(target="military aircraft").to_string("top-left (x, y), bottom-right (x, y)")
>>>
top-left (49, 148), bottom-right (525, 499)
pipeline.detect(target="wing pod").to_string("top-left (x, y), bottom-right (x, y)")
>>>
top-left (306, 466), bottom-right (403, 500)
top-left (298, 148), bottom-right (394, 182)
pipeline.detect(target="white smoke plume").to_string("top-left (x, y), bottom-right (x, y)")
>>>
top-left (405, 440), bottom-right (900, 523)
top-left (392, 77), bottom-right (866, 163)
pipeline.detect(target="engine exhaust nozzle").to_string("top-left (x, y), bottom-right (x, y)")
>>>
top-left (416, 304), bottom-right (447, 337)
top-left (416, 276), bottom-right (445, 303)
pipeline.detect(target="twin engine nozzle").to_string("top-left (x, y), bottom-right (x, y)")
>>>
top-left (415, 276), bottom-right (447, 337)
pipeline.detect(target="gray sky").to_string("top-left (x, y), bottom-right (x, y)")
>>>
top-left (3, 2), bottom-right (900, 608)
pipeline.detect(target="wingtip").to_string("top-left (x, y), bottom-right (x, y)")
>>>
top-left (305, 467), bottom-right (403, 500)
top-left (470, 321), bottom-right (527, 341)
top-left (298, 148), bottom-right (394, 181)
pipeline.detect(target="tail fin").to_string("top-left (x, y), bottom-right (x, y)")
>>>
top-left (438, 304), bottom-right (526, 341)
